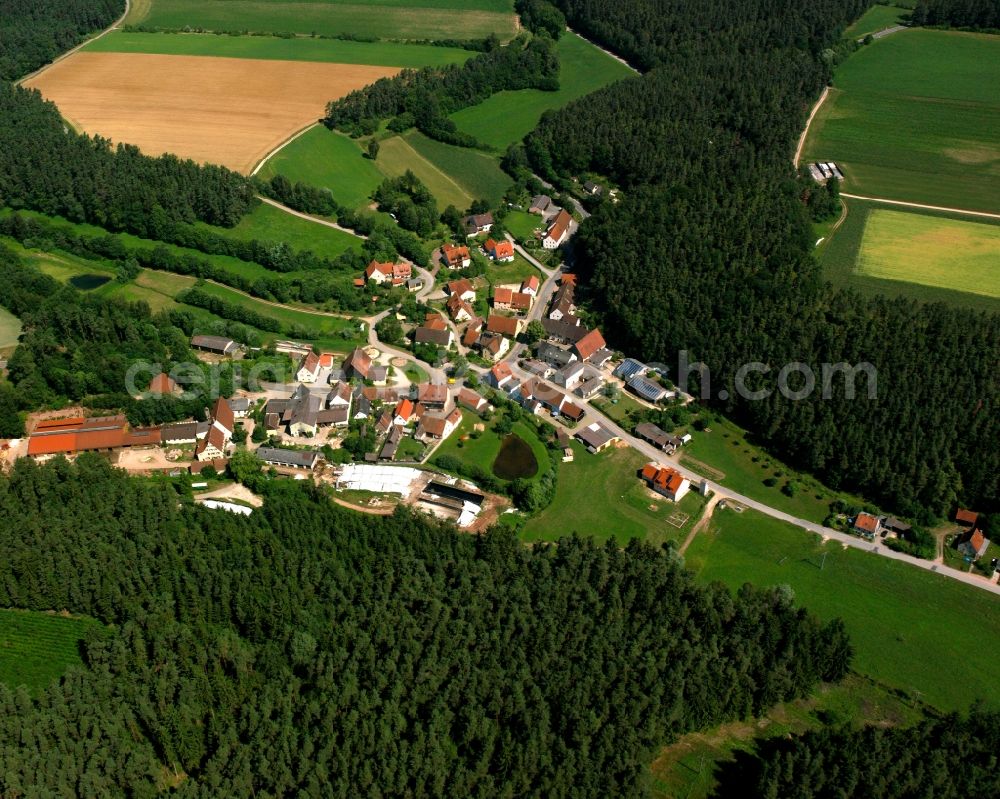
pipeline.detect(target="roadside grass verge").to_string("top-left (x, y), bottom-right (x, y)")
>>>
top-left (86, 31), bottom-right (472, 68)
top-left (450, 32), bottom-right (636, 151)
top-left (521, 442), bottom-right (707, 547)
top-left (684, 506), bottom-right (1000, 711)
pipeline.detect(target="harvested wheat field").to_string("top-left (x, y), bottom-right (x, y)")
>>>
top-left (24, 52), bottom-right (397, 173)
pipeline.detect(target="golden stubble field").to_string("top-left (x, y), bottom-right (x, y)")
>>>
top-left (24, 52), bottom-right (398, 173)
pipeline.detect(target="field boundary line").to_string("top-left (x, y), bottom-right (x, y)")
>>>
top-left (840, 193), bottom-right (1000, 221)
top-left (251, 122), bottom-right (321, 177)
top-left (794, 85), bottom-right (828, 168)
top-left (16, 0), bottom-right (131, 86)
top-left (566, 27), bottom-right (641, 74)
top-left (394, 136), bottom-right (475, 207)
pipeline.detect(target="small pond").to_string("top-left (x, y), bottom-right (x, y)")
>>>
top-left (492, 434), bottom-right (539, 480)
top-left (69, 274), bottom-right (111, 290)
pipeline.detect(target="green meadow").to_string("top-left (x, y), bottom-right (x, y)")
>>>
top-left (819, 198), bottom-right (1000, 313)
top-left (685, 508), bottom-right (1000, 712)
top-left (434, 410), bottom-right (552, 484)
top-left (85, 31), bottom-right (472, 67)
top-left (258, 127), bottom-right (385, 211)
top-left (844, 3), bottom-right (906, 38)
top-left (0, 609), bottom-right (103, 696)
top-left (127, 0), bottom-right (518, 41)
top-left (802, 29), bottom-right (1000, 213)
top-left (450, 32), bottom-right (636, 151)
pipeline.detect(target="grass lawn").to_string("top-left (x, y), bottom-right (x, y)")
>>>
top-left (128, 0), bottom-right (519, 41)
top-left (0, 609), bottom-right (103, 696)
top-left (486, 252), bottom-right (539, 286)
top-left (522, 442), bottom-right (707, 547)
top-left (502, 209), bottom-right (543, 242)
top-left (650, 673), bottom-right (927, 799)
top-left (403, 362), bottom-right (429, 383)
top-left (856, 209), bottom-right (1000, 298)
top-left (685, 507), bottom-right (1000, 711)
top-left (819, 198), bottom-right (1000, 313)
top-left (802, 29), bottom-right (1000, 213)
top-left (434, 410), bottom-right (551, 483)
top-left (258, 126), bottom-right (384, 211)
top-left (395, 435), bottom-right (426, 462)
top-left (680, 417), bottom-right (864, 525)
top-left (845, 3), bottom-right (906, 38)
top-left (86, 31), bottom-right (472, 67)
top-left (591, 393), bottom-right (647, 426)
top-left (401, 131), bottom-right (512, 206)
top-left (450, 32), bottom-right (636, 151)
top-left (197, 202), bottom-right (363, 260)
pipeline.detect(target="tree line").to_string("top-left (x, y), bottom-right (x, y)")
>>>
top-left (0, 455), bottom-right (852, 795)
top-left (913, 0), bottom-right (1000, 29)
top-left (713, 708), bottom-right (1000, 798)
top-left (515, 0), bottom-right (999, 519)
top-left (324, 34), bottom-right (559, 146)
top-left (0, 0), bottom-right (123, 82)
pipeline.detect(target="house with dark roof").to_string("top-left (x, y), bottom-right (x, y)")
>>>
top-left (414, 326), bottom-right (454, 348)
top-left (529, 195), bottom-right (552, 215)
top-left (464, 212), bottom-right (494, 237)
top-left (227, 397), bottom-right (251, 418)
top-left (635, 422), bottom-right (679, 453)
top-left (553, 361), bottom-right (586, 390)
top-left (257, 447), bottom-right (318, 470)
top-left (191, 335), bottom-right (238, 355)
top-left (583, 180), bottom-right (602, 196)
top-left (575, 375), bottom-right (604, 400)
top-left (542, 317), bottom-right (586, 343)
top-left (575, 422), bottom-right (618, 453)
top-left (614, 358), bottom-right (648, 381)
top-left (627, 375), bottom-right (670, 403)
top-left (379, 425), bottom-right (404, 461)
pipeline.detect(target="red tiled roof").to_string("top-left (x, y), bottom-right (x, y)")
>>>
top-left (148, 373), bottom-right (177, 394)
top-left (546, 209), bottom-right (572, 243)
top-left (458, 388), bottom-right (486, 410)
top-left (521, 275), bottom-right (539, 293)
top-left (574, 328), bottom-right (607, 360)
top-left (319, 353), bottom-right (336, 368)
top-left (418, 383), bottom-right (449, 405)
top-left (561, 273), bottom-right (577, 286)
top-left (211, 397), bottom-right (235, 434)
top-left (494, 286), bottom-right (513, 305)
top-left (442, 243), bottom-right (470, 266)
top-left (510, 292), bottom-right (532, 311)
top-left (424, 313), bottom-right (448, 331)
top-left (491, 362), bottom-right (513, 382)
top-left (447, 279), bottom-right (474, 297)
top-left (487, 315), bottom-right (519, 336)
top-left (854, 512), bottom-right (880, 533)
top-left (34, 417), bottom-right (85, 432)
top-left (968, 528), bottom-right (986, 553)
top-left (642, 463), bottom-right (685, 494)
top-left (395, 398), bottom-right (415, 421)
top-left (300, 351), bottom-right (320, 374)
top-left (956, 508), bottom-right (979, 526)
top-left (346, 347), bottom-right (372, 378)
top-left (486, 238), bottom-right (514, 259)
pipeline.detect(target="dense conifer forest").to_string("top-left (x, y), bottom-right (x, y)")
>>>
top-left (0, 0), bottom-right (123, 81)
top-left (0, 456), bottom-right (851, 794)
top-left (518, 0), bottom-right (1000, 518)
top-left (913, 0), bottom-right (1000, 28)
top-left (715, 709), bottom-right (1000, 798)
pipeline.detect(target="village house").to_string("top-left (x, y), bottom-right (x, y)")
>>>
top-left (478, 331), bottom-right (510, 362)
top-left (414, 326), bottom-right (454, 348)
top-left (457, 387), bottom-right (488, 413)
top-left (406, 276), bottom-right (424, 292)
top-left (522, 359), bottom-right (551, 378)
top-left (462, 318), bottom-right (484, 348)
top-left (464, 212), bottom-right (494, 237)
top-left (542, 317), bottom-right (587, 344)
top-left (614, 358), bottom-right (648, 381)
top-left (441, 243), bottom-right (472, 269)
top-left (297, 351), bottom-right (321, 383)
top-left (393, 398), bottom-right (417, 426)
top-left (344, 348), bottom-right (388, 384)
top-left (416, 408), bottom-right (463, 441)
top-left (447, 294), bottom-right (474, 322)
top-left (327, 381), bottom-right (353, 410)
top-left (553, 360), bottom-right (586, 390)
top-left (487, 314), bottom-right (523, 338)
top-left (628, 375), bottom-right (671, 404)
top-left (227, 397), bottom-right (251, 419)
top-left (575, 422), bottom-right (618, 454)
top-left (957, 527), bottom-right (990, 561)
top-left (529, 195), bottom-right (552, 215)
top-left (195, 426), bottom-right (228, 462)
top-left (573, 328), bottom-right (607, 363)
top-left (955, 508), bottom-right (979, 528)
top-left (575, 375), bottom-right (605, 400)
top-left (365, 259), bottom-right (411, 286)
top-left (379, 425), bottom-right (404, 461)
top-left (542, 209), bottom-right (572, 249)
top-left (538, 340), bottom-right (577, 368)
top-left (446, 278), bottom-right (476, 303)
top-left (558, 399), bottom-right (586, 423)
top-left (493, 287), bottom-right (533, 313)
top-left (583, 180), bottom-right (603, 196)
top-left (854, 512), bottom-right (882, 538)
top-left (416, 383), bottom-right (450, 410)
top-left (521, 275), bottom-right (540, 296)
top-left (488, 362), bottom-right (516, 391)
top-left (635, 422), bottom-right (680, 453)
top-left (257, 447), bottom-right (319, 471)
top-left (209, 397), bottom-right (235, 441)
top-left (485, 238), bottom-right (515, 262)
top-left (161, 421), bottom-right (202, 446)
top-left (640, 463), bottom-right (690, 502)
top-left (27, 415), bottom-right (131, 460)
top-left (191, 335), bottom-right (239, 356)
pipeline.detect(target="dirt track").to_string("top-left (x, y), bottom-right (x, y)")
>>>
top-left (24, 52), bottom-right (398, 173)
